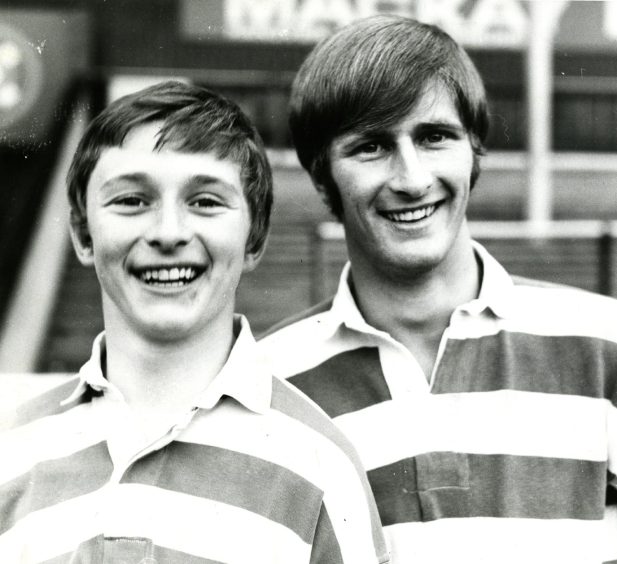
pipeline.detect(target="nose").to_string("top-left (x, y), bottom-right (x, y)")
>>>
top-left (146, 201), bottom-right (191, 251)
top-left (388, 138), bottom-right (432, 196)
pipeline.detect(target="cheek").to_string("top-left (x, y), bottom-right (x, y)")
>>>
top-left (205, 217), bottom-right (252, 262)
top-left (441, 153), bottom-right (474, 191)
top-left (457, 147), bottom-right (475, 176)
top-left (334, 167), bottom-right (379, 206)
top-left (337, 187), bottom-right (364, 220)
top-left (91, 240), bottom-right (124, 279)
top-left (331, 160), bottom-right (362, 192)
top-left (87, 221), bottom-right (138, 275)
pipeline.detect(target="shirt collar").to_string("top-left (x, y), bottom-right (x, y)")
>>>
top-left (60, 332), bottom-right (110, 406)
top-left (194, 315), bottom-right (272, 414)
top-left (465, 240), bottom-right (517, 319)
top-left (328, 241), bottom-right (516, 336)
top-left (61, 315), bottom-right (272, 415)
top-left (329, 262), bottom-right (394, 338)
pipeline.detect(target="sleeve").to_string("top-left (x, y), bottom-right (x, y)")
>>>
top-left (309, 499), bottom-right (390, 564)
top-left (268, 377), bottom-right (390, 563)
top-left (308, 443), bottom-right (390, 564)
top-left (309, 504), bottom-right (344, 564)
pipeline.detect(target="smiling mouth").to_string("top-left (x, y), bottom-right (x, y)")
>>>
top-left (381, 202), bottom-right (441, 223)
top-left (134, 266), bottom-right (204, 288)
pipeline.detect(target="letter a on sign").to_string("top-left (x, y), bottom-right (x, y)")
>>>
top-left (467, 0), bottom-right (528, 47)
top-left (225, 0), bottom-right (295, 39)
top-left (297, 0), bottom-right (358, 39)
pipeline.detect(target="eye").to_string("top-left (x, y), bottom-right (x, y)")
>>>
top-left (189, 195), bottom-right (224, 209)
top-left (357, 142), bottom-right (381, 153)
top-left (419, 125), bottom-right (464, 146)
top-left (350, 139), bottom-right (389, 159)
top-left (424, 132), bottom-right (448, 144)
top-left (113, 195), bottom-right (147, 208)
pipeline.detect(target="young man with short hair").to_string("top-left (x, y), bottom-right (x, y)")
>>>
top-left (0, 81), bottom-right (389, 564)
top-left (260, 15), bottom-right (617, 563)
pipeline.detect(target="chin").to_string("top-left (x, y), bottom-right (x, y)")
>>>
top-left (136, 318), bottom-right (197, 343)
top-left (385, 259), bottom-right (440, 281)
top-left (381, 246), bottom-right (447, 275)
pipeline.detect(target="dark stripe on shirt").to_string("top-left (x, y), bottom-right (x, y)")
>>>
top-left (121, 441), bottom-right (323, 544)
top-left (0, 441), bottom-right (112, 535)
top-left (288, 347), bottom-right (391, 418)
top-left (42, 535), bottom-right (225, 564)
top-left (309, 504), bottom-right (344, 564)
top-left (607, 469), bottom-right (617, 505)
top-left (367, 452), bottom-right (606, 525)
top-left (41, 536), bottom-right (103, 564)
top-left (434, 332), bottom-right (617, 404)
top-left (152, 544), bottom-right (224, 564)
top-left (11, 376), bottom-right (87, 429)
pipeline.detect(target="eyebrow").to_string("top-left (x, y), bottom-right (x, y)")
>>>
top-left (342, 118), bottom-right (465, 140)
top-left (100, 173), bottom-right (238, 192)
top-left (186, 174), bottom-right (238, 191)
top-left (416, 120), bottom-right (465, 131)
top-left (100, 172), bottom-right (152, 191)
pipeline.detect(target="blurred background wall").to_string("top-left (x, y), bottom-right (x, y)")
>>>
top-left (1, 0), bottom-right (617, 377)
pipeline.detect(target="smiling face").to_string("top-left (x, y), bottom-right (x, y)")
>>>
top-left (326, 82), bottom-right (475, 283)
top-left (71, 122), bottom-right (259, 344)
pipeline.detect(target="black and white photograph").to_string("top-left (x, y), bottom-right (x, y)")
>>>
top-left (1, 1), bottom-right (617, 562)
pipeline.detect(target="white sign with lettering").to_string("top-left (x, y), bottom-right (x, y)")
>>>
top-left (222, 0), bottom-right (617, 46)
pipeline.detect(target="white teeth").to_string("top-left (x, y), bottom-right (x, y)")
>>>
top-left (386, 204), bottom-right (436, 222)
top-left (138, 267), bottom-right (199, 285)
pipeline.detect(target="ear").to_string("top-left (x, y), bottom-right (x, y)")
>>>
top-left (69, 212), bottom-right (94, 266)
top-left (242, 243), bottom-right (266, 274)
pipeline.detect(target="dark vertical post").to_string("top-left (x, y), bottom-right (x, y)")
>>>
top-left (598, 222), bottom-right (613, 296)
top-left (310, 225), bottom-right (325, 305)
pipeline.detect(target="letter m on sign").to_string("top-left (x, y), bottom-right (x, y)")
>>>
top-left (224, 0), bottom-right (295, 39)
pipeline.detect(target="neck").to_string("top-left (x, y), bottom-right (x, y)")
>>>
top-left (102, 315), bottom-right (235, 419)
top-left (351, 233), bottom-right (480, 344)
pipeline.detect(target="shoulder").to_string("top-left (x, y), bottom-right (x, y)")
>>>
top-left (269, 375), bottom-right (357, 456)
top-left (512, 276), bottom-right (617, 318)
top-left (268, 374), bottom-right (371, 480)
top-left (2, 375), bottom-right (82, 432)
top-left (258, 298), bottom-right (341, 375)
top-left (259, 297), bottom-right (334, 340)
top-left (478, 241), bottom-right (617, 320)
top-left (501, 277), bottom-right (617, 344)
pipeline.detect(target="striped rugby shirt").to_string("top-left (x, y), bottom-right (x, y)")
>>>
top-left (0, 316), bottom-right (389, 564)
top-left (260, 242), bottom-right (617, 564)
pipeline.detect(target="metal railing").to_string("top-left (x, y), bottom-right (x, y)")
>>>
top-left (311, 220), bottom-right (617, 303)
